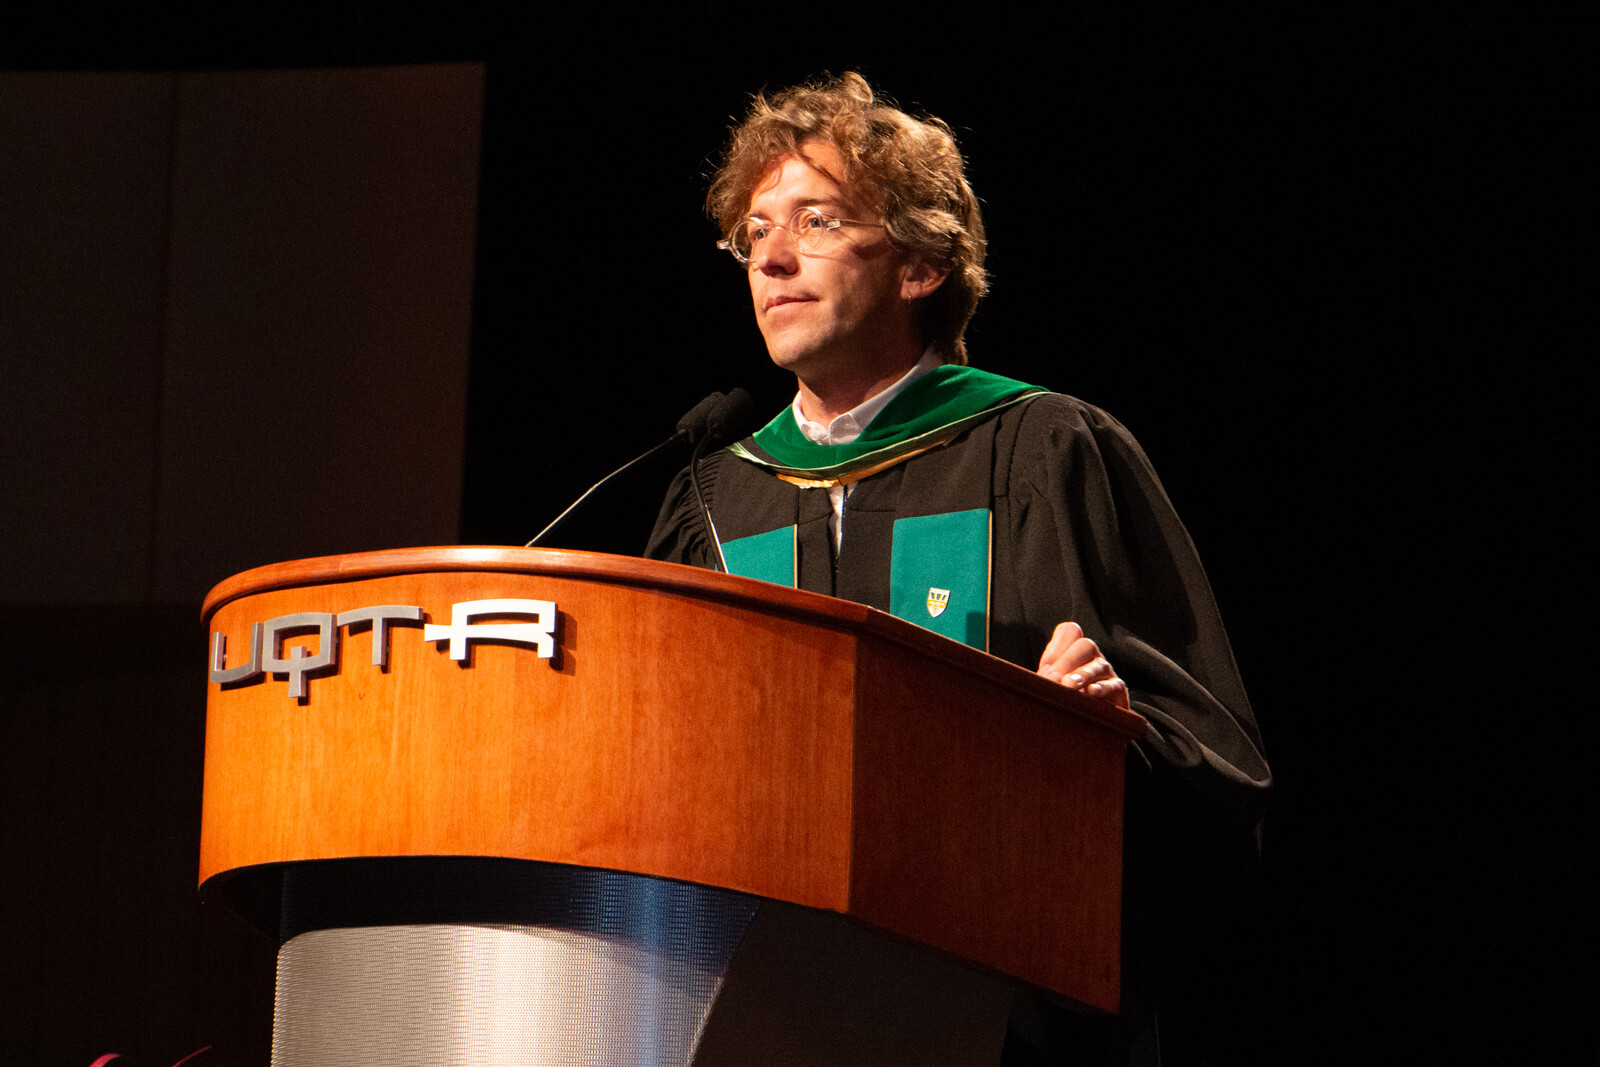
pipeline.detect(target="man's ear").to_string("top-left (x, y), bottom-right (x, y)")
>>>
top-left (900, 257), bottom-right (949, 301)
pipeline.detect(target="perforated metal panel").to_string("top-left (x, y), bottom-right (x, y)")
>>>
top-left (269, 862), bottom-right (756, 1066)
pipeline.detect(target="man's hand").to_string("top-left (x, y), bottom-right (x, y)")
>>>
top-left (1037, 622), bottom-right (1131, 710)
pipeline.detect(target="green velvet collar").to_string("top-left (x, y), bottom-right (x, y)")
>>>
top-left (727, 365), bottom-right (1046, 479)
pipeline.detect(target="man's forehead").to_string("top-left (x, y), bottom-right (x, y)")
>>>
top-left (749, 140), bottom-right (868, 215)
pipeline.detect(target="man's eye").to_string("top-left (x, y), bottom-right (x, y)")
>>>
top-left (747, 222), bottom-right (770, 241)
top-left (798, 211), bottom-right (829, 231)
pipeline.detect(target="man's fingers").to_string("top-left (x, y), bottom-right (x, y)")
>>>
top-left (1085, 677), bottom-right (1130, 709)
top-left (1065, 653), bottom-right (1113, 687)
top-left (1037, 622), bottom-right (1130, 710)
top-left (1039, 623), bottom-right (1096, 674)
top-left (1039, 621), bottom-right (1084, 667)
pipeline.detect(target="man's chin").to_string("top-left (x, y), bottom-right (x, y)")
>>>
top-left (763, 340), bottom-right (822, 376)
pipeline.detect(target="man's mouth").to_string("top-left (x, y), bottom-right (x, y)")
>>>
top-left (765, 295), bottom-right (815, 311)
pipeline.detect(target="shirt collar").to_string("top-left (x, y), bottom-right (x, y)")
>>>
top-left (792, 348), bottom-right (942, 446)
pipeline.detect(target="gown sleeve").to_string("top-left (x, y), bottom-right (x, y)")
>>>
top-left (643, 452), bottom-right (723, 568)
top-left (1002, 395), bottom-right (1270, 802)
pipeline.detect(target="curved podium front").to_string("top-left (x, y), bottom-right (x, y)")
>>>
top-left (199, 547), bottom-right (1145, 1065)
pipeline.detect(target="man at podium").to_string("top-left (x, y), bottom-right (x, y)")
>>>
top-left (647, 73), bottom-right (1270, 1065)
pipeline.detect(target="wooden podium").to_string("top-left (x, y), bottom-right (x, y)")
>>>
top-left (200, 547), bottom-right (1145, 1065)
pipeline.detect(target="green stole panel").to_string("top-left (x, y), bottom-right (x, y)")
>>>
top-left (721, 507), bottom-right (992, 651)
top-left (888, 508), bottom-right (991, 649)
top-left (719, 526), bottom-right (796, 588)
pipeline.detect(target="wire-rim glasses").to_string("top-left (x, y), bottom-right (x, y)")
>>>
top-left (717, 206), bottom-right (881, 265)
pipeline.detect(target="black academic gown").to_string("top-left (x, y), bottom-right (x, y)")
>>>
top-left (647, 392), bottom-right (1271, 1059)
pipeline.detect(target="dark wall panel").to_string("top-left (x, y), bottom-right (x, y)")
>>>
top-left (155, 64), bottom-right (483, 604)
top-left (0, 73), bottom-right (175, 604)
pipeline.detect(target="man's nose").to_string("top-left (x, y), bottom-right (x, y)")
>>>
top-left (752, 228), bottom-right (799, 273)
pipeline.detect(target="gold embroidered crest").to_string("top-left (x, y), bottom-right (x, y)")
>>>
top-left (926, 588), bottom-right (950, 618)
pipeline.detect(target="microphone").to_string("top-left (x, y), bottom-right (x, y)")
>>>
top-left (675, 391), bottom-right (728, 444)
top-left (525, 389), bottom-right (756, 549)
top-left (685, 389), bottom-right (757, 572)
top-left (676, 388), bottom-right (756, 446)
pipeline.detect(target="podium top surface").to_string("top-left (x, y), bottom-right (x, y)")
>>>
top-left (202, 546), bottom-right (1145, 741)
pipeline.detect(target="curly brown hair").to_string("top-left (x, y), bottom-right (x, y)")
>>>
top-left (708, 72), bottom-right (988, 365)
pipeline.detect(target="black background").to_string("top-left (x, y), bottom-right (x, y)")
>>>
top-left (3, 8), bottom-right (1585, 1064)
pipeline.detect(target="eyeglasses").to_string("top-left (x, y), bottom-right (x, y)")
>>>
top-left (718, 206), bottom-right (882, 265)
